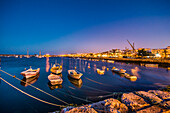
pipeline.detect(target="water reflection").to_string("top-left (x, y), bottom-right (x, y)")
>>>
top-left (20, 74), bottom-right (40, 87)
top-left (48, 82), bottom-right (62, 90)
top-left (46, 57), bottom-right (50, 72)
top-left (68, 76), bottom-right (83, 88)
top-left (131, 67), bottom-right (140, 78)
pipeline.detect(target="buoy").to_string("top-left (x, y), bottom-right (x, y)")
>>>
top-left (75, 67), bottom-right (77, 69)
top-left (107, 68), bottom-right (109, 71)
top-left (13, 75), bottom-right (16, 78)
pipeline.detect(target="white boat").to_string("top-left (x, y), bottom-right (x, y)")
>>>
top-left (97, 68), bottom-right (105, 75)
top-left (112, 67), bottom-right (126, 74)
top-left (48, 74), bottom-right (63, 85)
top-left (124, 73), bottom-right (137, 81)
top-left (21, 67), bottom-right (40, 78)
top-left (68, 70), bottom-right (83, 79)
top-left (50, 64), bottom-right (62, 74)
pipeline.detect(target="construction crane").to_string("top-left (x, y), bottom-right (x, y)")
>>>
top-left (127, 40), bottom-right (135, 53)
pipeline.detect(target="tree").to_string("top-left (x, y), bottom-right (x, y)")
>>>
top-left (138, 49), bottom-right (152, 57)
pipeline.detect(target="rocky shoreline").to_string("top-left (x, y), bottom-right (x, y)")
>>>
top-left (59, 89), bottom-right (170, 113)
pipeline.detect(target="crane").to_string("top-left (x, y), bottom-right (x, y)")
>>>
top-left (127, 40), bottom-right (135, 53)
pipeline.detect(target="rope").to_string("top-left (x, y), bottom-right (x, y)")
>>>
top-left (0, 77), bottom-right (66, 107)
top-left (82, 85), bottom-right (112, 94)
top-left (0, 69), bottom-right (68, 105)
top-left (56, 89), bottom-right (92, 103)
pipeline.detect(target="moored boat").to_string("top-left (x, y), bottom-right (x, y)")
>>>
top-left (97, 68), bottom-right (105, 75)
top-left (112, 67), bottom-right (126, 74)
top-left (48, 73), bottom-right (63, 85)
top-left (50, 64), bottom-right (62, 74)
top-left (68, 70), bottom-right (83, 79)
top-left (124, 73), bottom-right (137, 81)
top-left (107, 60), bottom-right (115, 63)
top-left (21, 67), bottom-right (40, 78)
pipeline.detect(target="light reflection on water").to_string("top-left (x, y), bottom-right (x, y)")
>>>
top-left (0, 57), bottom-right (170, 113)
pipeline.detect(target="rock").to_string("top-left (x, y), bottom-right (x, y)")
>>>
top-left (136, 91), bottom-right (163, 104)
top-left (161, 100), bottom-right (170, 109)
top-left (121, 92), bottom-right (150, 111)
top-left (88, 98), bottom-right (128, 113)
top-left (89, 100), bottom-right (106, 112)
top-left (148, 90), bottom-right (170, 100)
top-left (136, 105), bottom-right (169, 113)
top-left (104, 98), bottom-right (128, 113)
top-left (61, 106), bottom-right (97, 113)
top-left (60, 106), bottom-right (74, 113)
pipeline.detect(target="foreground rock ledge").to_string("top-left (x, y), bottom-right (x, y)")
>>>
top-left (60, 90), bottom-right (170, 113)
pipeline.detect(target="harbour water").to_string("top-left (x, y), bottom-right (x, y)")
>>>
top-left (0, 57), bottom-right (170, 113)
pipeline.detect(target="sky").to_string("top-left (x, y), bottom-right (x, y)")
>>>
top-left (0, 0), bottom-right (170, 55)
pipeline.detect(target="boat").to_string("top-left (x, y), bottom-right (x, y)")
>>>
top-left (68, 70), bottom-right (83, 79)
top-left (124, 73), bottom-right (137, 81)
top-left (20, 74), bottom-right (40, 87)
top-left (50, 64), bottom-right (62, 74)
top-left (107, 60), bottom-right (115, 63)
top-left (145, 64), bottom-right (158, 68)
top-left (48, 73), bottom-right (63, 85)
top-left (112, 67), bottom-right (126, 74)
top-left (21, 67), bottom-right (40, 78)
top-left (68, 76), bottom-right (83, 88)
top-left (97, 68), bottom-right (105, 75)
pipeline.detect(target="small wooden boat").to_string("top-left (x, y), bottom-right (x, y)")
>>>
top-left (68, 70), bottom-right (83, 79)
top-left (112, 67), bottom-right (126, 74)
top-left (21, 67), bottom-right (40, 78)
top-left (124, 73), bottom-right (137, 81)
top-left (97, 68), bottom-right (105, 75)
top-left (50, 64), bottom-right (62, 74)
top-left (48, 74), bottom-right (63, 85)
top-left (20, 74), bottom-right (40, 87)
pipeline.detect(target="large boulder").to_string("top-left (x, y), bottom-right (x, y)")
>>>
top-left (136, 105), bottom-right (169, 113)
top-left (148, 90), bottom-right (170, 100)
top-left (135, 91), bottom-right (163, 104)
top-left (121, 92), bottom-right (150, 111)
top-left (88, 98), bottom-right (128, 113)
top-left (61, 106), bottom-right (97, 113)
top-left (161, 100), bottom-right (170, 109)
top-left (104, 98), bottom-right (128, 113)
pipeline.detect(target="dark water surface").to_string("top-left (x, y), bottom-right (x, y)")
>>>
top-left (0, 57), bottom-right (170, 113)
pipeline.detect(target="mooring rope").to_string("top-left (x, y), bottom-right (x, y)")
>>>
top-left (82, 85), bottom-right (112, 94)
top-left (56, 89), bottom-right (92, 103)
top-left (0, 69), bottom-right (68, 105)
top-left (0, 77), bottom-right (66, 107)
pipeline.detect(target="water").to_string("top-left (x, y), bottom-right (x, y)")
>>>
top-left (0, 57), bottom-right (170, 113)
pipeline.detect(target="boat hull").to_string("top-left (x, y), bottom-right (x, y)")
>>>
top-left (48, 74), bottom-right (63, 85)
top-left (112, 69), bottom-right (126, 74)
top-left (21, 68), bottom-right (40, 78)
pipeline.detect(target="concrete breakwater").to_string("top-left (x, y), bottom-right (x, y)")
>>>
top-left (60, 90), bottom-right (170, 113)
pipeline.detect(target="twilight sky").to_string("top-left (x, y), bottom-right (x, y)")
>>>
top-left (0, 0), bottom-right (170, 55)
